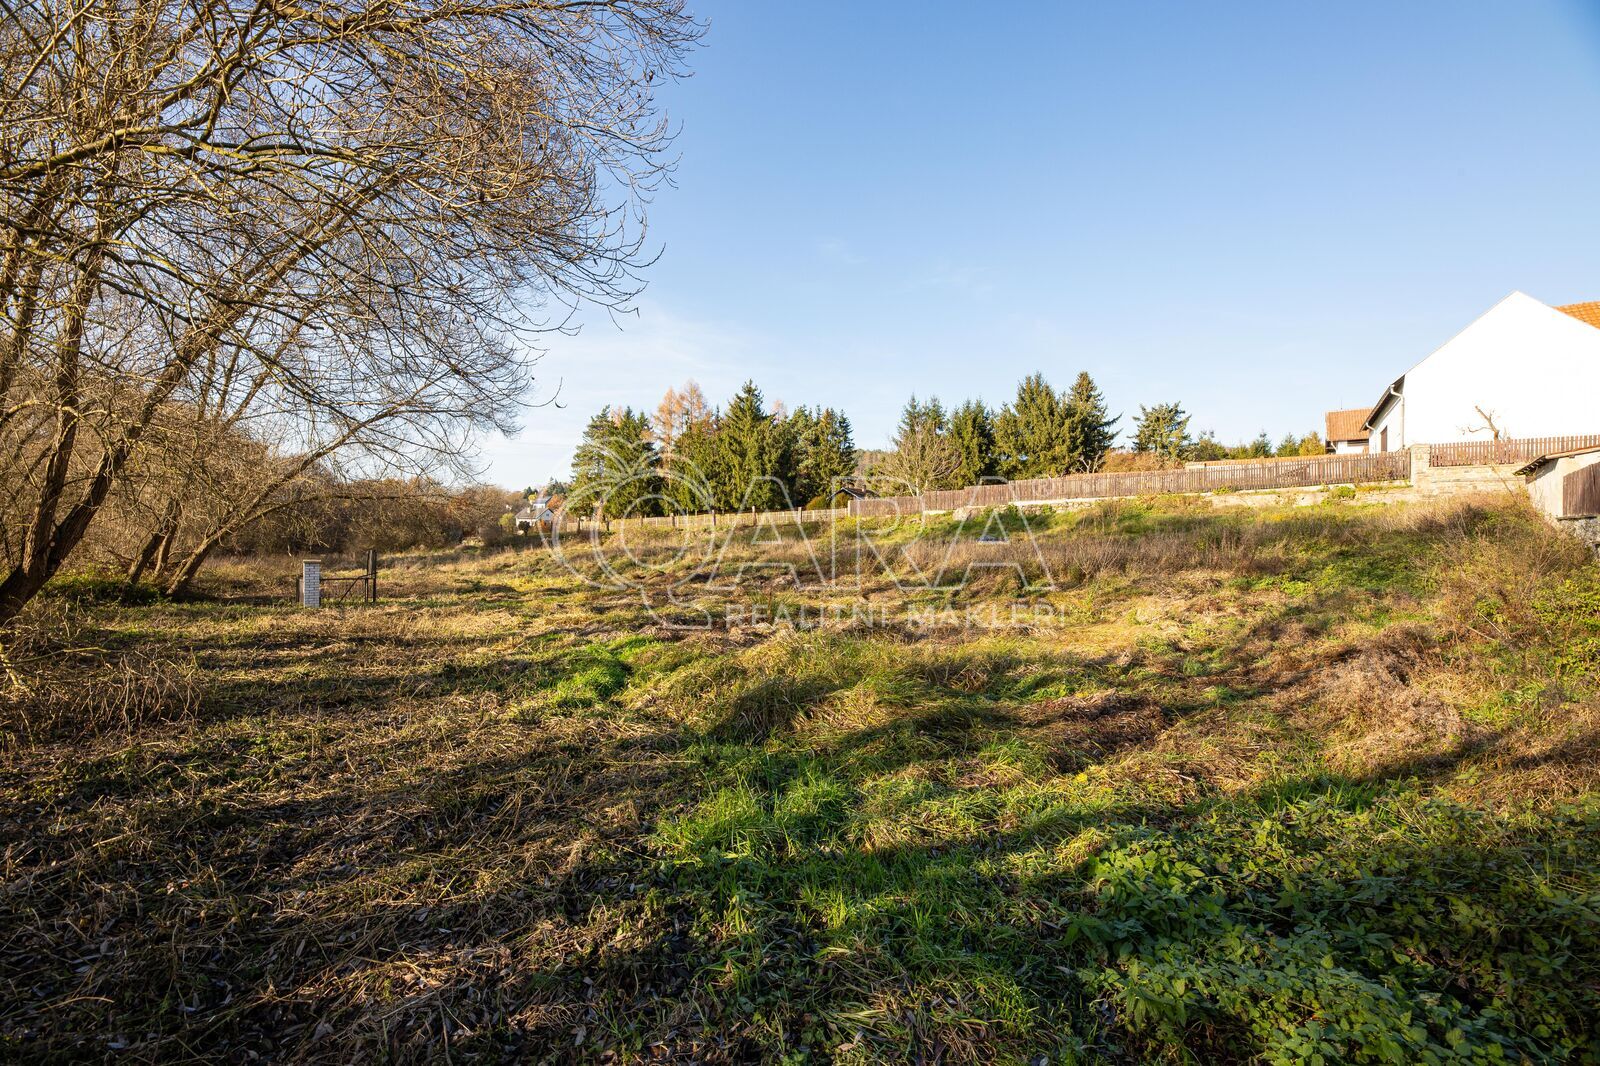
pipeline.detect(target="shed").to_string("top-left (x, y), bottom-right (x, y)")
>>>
top-left (1515, 444), bottom-right (1600, 519)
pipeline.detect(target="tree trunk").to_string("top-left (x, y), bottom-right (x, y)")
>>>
top-left (0, 198), bottom-right (377, 629)
top-left (126, 501), bottom-right (180, 589)
top-left (125, 529), bottom-right (165, 587)
top-left (152, 524), bottom-right (177, 585)
top-left (162, 534), bottom-right (223, 598)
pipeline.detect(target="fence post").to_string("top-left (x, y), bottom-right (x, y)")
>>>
top-left (1409, 444), bottom-right (1431, 494)
top-left (366, 549), bottom-right (377, 603)
top-left (300, 559), bottom-right (321, 607)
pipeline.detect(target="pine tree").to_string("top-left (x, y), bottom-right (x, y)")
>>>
top-left (1132, 402), bottom-right (1192, 462)
top-left (1065, 371), bottom-right (1119, 472)
top-left (772, 405), bottom-right (806, 498)
top-left (897, 395), bottom-right (948, 438)
top-left (569, 407), bottom-right (662, 520)
top-left (667, 418), bottom-right (720, 512)
top-left (994, 373), bottom-right (1072, 478)
top-left (790, 406), bottom-right (857, 505)
top-left (948, 399), bottom-right (997, 485)
top-left (714, 381), bottom-right (786, 510)
top-left (1188, 431), bottom-right (1227, 462)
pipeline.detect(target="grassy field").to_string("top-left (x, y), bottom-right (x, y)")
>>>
top-left (3, 494), bottom-right (1599, 1063)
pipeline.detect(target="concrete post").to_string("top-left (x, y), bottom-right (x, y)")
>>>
top-left (300, 559), bottom-right (321, 607)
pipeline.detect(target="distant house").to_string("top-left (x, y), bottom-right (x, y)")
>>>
top-left (514, 487), bottom-right (561, 531)
top-left (1363, 292), bottom-right (1600, 451)
top-left (1323, 408), bottom-right (1370, 454)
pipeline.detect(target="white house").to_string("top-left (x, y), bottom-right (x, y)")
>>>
top-left (514, 485), bottom-right (560, 531)
top-left (1363, 292), bottom-right (1600, 451)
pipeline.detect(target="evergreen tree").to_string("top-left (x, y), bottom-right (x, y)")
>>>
top-left (713, 381), bottom-right (786, 510)
top-left (1294, 430), bottom-right (1326, 456)
top-left (1065, 371), bottom-right (1120, 471)
top-left (790, 406), bottom-right (857, 505)
top-left (1188, 431), bottom-right (1228, 462)
top-left (772, 404), bottom-right (806, 497)
top-left (994, 373), bottom-right (1073, 478)
top-left (897, 395), bottom-right (948, 438)
top-left (949, 399), bottom-right (997, 486)
top-left (1132, 402), bottom-right (1192, 462)
top-left (666, 419), bottom-right (720, 512)
top-left (569, 407), bottom-right (662, 520)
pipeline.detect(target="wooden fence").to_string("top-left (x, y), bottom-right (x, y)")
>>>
top-left (546, 436), bottom-right (1600, 527)
top-left (562, 507), bottom-right (851, 532)
top-left (1184, 454), bottom-right (1335, 469)
top-left (1427, 434), bottom-right (1600, 468)
top-left (850, 451), bottom-right (1411, 517)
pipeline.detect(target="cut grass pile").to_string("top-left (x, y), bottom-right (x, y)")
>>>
top-left (1, 494), bottom-right (1598, 1062)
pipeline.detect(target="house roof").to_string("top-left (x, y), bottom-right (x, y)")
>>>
top-left (1324, 407), bottom-right (1371, 443)
top-left (1354, 293), bottom-right (1600, 433)
top-left (1513, 442), bottom-right (1600, 477)
top-left (1555, 302), bottom-right (1600, 331)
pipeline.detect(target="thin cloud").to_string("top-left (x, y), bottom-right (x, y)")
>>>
top-left (473, 304), bottom-right (769, 486)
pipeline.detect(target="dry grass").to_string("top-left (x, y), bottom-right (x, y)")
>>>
top-left (1, 494), bottom-right (1598, 1062)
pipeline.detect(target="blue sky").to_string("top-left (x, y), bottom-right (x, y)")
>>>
top-left (479, 0), bottom-right (1600, 489)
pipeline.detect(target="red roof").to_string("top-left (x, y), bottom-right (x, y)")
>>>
top-left (1324, 407), bottom-right (1371, 443)
top-left (1555, 302), bottom-right (1600, 330)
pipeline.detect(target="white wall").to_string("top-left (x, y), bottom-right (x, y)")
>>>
top-left (1329, 439), bottom-right (1368, 455)
top-left (1368, 292), bottom-right (1600, 450)
top-left (1368, 396), bottom-right (1402, 452)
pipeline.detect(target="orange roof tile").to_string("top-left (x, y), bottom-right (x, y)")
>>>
top-left (1555, 302), bottom-right (1600, 330)
top-left (1324, 407), bottom-right (1371, 443)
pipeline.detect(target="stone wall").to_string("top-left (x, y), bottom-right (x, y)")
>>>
top-left (1557, 516), bottom-right (1600, 554)
top-left (1407, 444), bottom-right (1526, 499)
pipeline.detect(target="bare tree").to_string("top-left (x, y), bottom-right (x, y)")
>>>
top-left (872, 423), bottom-right (963, 496)
top-left (1464, 405), bottom-right (1507, 441)
top-left (0, 0), bottom-right (700, 624)
top-left (651, 378), bottom-right (711, 462)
